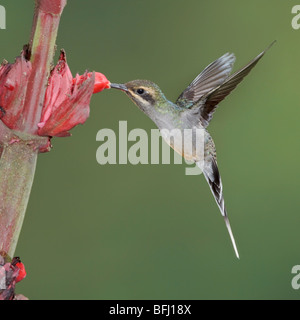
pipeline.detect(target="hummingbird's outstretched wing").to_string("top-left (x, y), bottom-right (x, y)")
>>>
top-left (175, 53), bottom-right (236, 108)
top-left (198, 157), bottom-right (239, 259)
top-left (198, 41), bottom-right (276, 128)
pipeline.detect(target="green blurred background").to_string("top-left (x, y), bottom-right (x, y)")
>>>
top-left (1, 0), bottom-right (299, 299)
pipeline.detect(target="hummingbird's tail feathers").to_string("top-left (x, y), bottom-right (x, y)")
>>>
top-left (175, 53), bottom-right (236, 109)
top-left (201, 158), bottom-right (225, 217)
top-left (224, 215), bottom-right (240, 259)
top-left (199, 158), bottom-right (239, 259)
top-left (199, 42), bottom-right (275, 128)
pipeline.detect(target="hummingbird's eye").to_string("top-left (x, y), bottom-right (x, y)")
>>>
top-left (136, 88), bottom-right (145, 95)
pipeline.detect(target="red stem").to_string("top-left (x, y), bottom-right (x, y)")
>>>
top-left (20, 0), bottom-right (67, 134)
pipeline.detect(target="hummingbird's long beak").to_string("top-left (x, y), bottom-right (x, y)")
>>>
top-left (110, 83), bottom-right (128, 92)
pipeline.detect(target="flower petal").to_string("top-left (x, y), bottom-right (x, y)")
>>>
top-left (38, 50), bottom-right (72, 129)
top-left (38, 71), bottom-right (95, 137)
top-left (0, 53), bottom-right (32, 130)
top-left (93, 72), bottom-right (110, 93)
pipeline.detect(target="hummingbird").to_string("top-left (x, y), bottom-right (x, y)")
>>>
top-left (110, 43), bottom-right (274, 259)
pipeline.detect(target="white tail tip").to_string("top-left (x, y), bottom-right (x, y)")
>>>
top-left (224, 216), bottom-right (240, 259)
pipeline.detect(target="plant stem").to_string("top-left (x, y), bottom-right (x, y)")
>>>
top-left (0, 142), bottom-right (37, 258)
top-left (20, 0), bottom-right (67, 134)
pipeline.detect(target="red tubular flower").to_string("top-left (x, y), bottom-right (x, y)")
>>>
top-left (72, 71), bottom-right (110, 94)
top-left (38, 50), bottom-right (110, 138)
top-left (14, 261), bottom-right (26, 283)
top-left (0, 50), bottom-right (110, 148)
top-left (93, 72), bottom-right (111, 93)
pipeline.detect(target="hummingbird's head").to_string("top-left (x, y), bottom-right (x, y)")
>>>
top-left (110, 80), bottom-right (168, 118)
